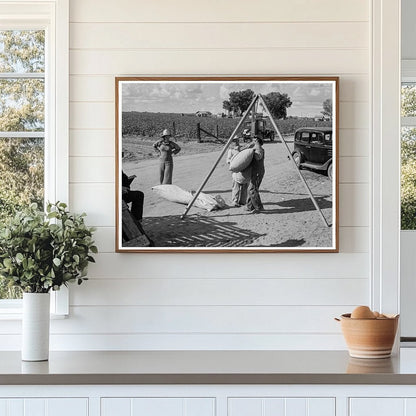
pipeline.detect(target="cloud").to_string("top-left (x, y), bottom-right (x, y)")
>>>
top-left (121, 81), bottom-right (334, 115)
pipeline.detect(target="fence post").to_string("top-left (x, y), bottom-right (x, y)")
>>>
top-left (197, 122), bottom-right (201, 143)
top-left (216, 124), bottom-right (219, 140)
top-left (172, 121), bottom-right (176, 136)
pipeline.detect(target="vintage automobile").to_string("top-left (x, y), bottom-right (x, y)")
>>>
top-left (292, 127), bottom-right (333, 179)
top-left (242, 113), bottom-right (275, 142)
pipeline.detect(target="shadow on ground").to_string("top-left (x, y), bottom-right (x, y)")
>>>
top-left (142, 215), bottom-right (265, 247)
top-left (255, 238), bottom-right (306, 248)
top-left (263, 196), bottom-right (332, 215)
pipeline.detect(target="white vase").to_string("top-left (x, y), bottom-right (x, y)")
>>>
top-left (22, 292), bottom-right (50, 361)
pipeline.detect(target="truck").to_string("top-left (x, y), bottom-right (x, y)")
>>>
top-left (241, 113), bottom-right (275, 142)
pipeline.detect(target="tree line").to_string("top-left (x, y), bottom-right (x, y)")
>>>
top-left (222, 88), bottom-right (333, 120)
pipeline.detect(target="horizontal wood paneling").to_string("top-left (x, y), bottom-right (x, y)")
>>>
top-left (85, 252), bottom-right (369, 279)
top-left (339, 102), bottom-right (369, 129)
top-left (69, 0), bottom-right (369, 23)
top-left (338, 129), bottom-right (369, 157)
top-left (70, 76), bottom-right (115, 102)
top-left (50, 305), bottom-right (354, 334)
top-left (70, 49), bottom-right (368, 76)
top-left (70, 102), bottom-right (114, 129)
top-left (339, 183), bottom-right (369, 227)
top-left (0, 333), bottom-right (347, 350)
top-left (70, 157), bottom-right (114, 183)
top-left (69, 183), bottom-right (114, 226)
top-left (69, 75), bottom-right (369, 103)
top-left (69, 130), bottom-right (115, 157)
top-left (90, 227), bottom-right (115, 253)
top-left (0, 3), bottom-right (52, 17)
top-left (0, 306), bottom-right (355, 335)
top-left (339, 227), bottom-right (369, 252)
top-left (53, 0), bottom-right (373, 351)
top-left (70, 22), bottom-right (368, 50)
top-left (70, 278), bottom-right (368, 306)
top-left (339, 157), bottom-right (368, 183)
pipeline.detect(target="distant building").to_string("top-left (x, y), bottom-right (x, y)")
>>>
top-left (313, 116), bottom-right (331, 121)
top-left (195, 111), bottom-right (212, 117)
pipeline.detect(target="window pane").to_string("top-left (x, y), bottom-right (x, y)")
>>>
top-left (0, 137), bottom-right (44, 217)
top-left (401, 127), bottom-right (416, 230)
top-left (402, 83), bottom-right (416, 117)
top-left (0, 30), bottom-right (45, 73)
top-left (0, 78), bottom-right (44, 131)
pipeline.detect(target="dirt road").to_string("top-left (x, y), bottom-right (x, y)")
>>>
top-left (123, 140), bottom-right (334, 248)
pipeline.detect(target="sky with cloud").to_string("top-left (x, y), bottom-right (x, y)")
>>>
top-left (122, 81), bottom-right (334, 118)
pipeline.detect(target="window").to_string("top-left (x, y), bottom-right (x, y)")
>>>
top-left (401, 81), bottom-right (416, 230)
top-left (0, 0), bottom-right (69, 314)
top-left (310, 133), bottom-right (322, 144)
top-left (324, 133), bottom-right (331, 144)
top-left (0, 30), bottom-right (45, 300)
top-left (301, 132), bottom-right (309, 142)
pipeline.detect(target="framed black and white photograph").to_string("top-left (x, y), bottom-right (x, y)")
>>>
top-left (115, 77), bottom-right (338, 252)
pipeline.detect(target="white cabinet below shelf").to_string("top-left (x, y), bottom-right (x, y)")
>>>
top-left (101, 397), bottom-right (215, 416)
top-left (228, 397), bottom-right (335, 416)
top-left (0, 398), bottom-right (88, 416)
top-left (350, 398), bottom-right (416, 416)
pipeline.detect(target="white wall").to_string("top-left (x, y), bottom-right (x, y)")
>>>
top-left (402, 0), bottom-right (416, 59)
top-left (3, 0), bottom-right (372, 350)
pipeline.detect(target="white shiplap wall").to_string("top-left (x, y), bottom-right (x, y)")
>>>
top-left (21, 0), bottom-right (372, 350)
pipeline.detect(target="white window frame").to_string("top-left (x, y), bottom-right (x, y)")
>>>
top-left (0, 0), bottom-right (69, 317)
top-left (399, 60), bottom-right (416, 340)
top-left (371, 0), bottom-right (401, 323)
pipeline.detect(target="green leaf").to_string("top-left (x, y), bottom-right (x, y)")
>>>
top-left (0, 199), bottom-right (95, 293)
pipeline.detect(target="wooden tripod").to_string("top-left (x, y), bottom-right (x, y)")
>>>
top-left (180, 93), bottom-right (330, 228)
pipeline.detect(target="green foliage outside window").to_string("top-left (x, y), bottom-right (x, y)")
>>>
top-left (401, 84), bottom-right (416, 230)
top-left (0, 30), bottom-right (45, 299)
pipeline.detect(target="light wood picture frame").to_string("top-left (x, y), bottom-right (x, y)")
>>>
top-left (115, 77), bottom-right (339, 253)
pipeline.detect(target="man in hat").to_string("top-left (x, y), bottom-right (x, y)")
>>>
top-left (153, 129), bottom-right (181, 184)
top-left (245, 137), bottom-right (265, 213)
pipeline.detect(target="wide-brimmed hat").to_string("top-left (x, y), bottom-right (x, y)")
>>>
top-left (161, 129), bottom-right (171, 137)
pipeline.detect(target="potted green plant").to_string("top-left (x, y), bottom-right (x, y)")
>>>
top-left (0, 202), bottom-right (97, 361)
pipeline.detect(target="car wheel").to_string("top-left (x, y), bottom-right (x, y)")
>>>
top-left (292, 151), bottom-right (302, 167)
top-left (327, 163), bottom-right (333, 180)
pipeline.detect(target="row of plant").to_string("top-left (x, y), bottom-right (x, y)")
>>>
top-left (122, 112), bottom-right (331, 140)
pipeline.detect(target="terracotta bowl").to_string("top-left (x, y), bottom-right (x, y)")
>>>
top-left (337, 313), bottom-right (399, 359)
